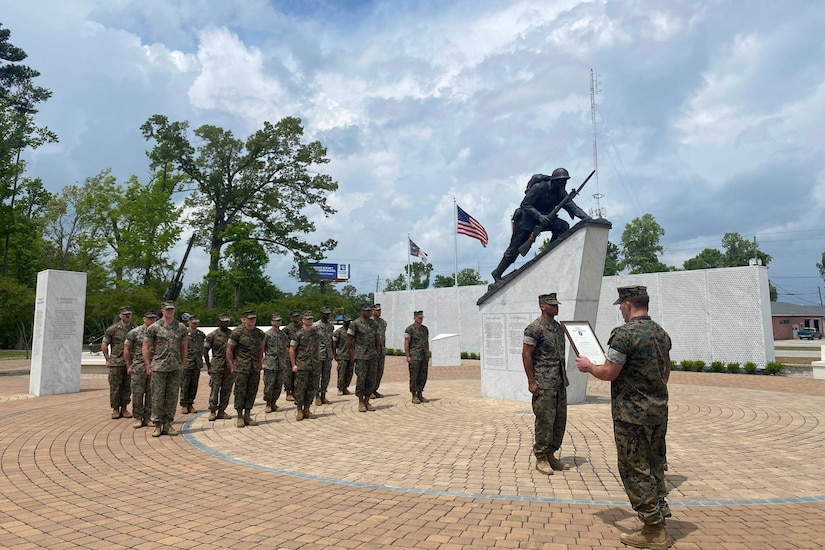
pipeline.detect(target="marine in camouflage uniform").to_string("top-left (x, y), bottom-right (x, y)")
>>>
top-left (522, 293), bottom-right (569, 476)
top-left (313, 306), bottom-right (335, 405)
top-left (228, 310), bottom-right (265, 428)
top-left (404, 311), bottom-right (430, 404)
top-left (203, 313), bottom-right (234, 421)
top-left (179, 315), bottom-right (205, 414)
top-left (334, 317), bottom-right (353, 394)
top-left (290, 310), bottom-right (321, 420)
top-left (371, 304), bottom-right (388, 398)
top-left (263, 313), bottom-right (289, 413)
top-left (102, 306), bottom-right (136, 419)
top-left (576, 285), bottom-right (673, 549)
top-left (281, 311), bottom-right (302, 400)
top-left (143, 302), bottom-right (188, 437)
top-left (124, 310), bottom-right (158, 428)
top-left (348, 303), bottom-right (379, 412)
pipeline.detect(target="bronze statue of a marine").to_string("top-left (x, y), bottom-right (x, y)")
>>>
top-left (491, 168), bottom-right (592, 283)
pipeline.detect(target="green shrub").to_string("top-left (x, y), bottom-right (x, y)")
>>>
top-left (765, 361), bottom-right (784, 375)
top-left (470, 352), bottom-right (479, 360)
top-left (710, 361), bottom-right (725, 373)
top-left (743, 361), bottom-right (757, 374)
top-left (727, 362), bottom-right (740, 374)
top-left (677, 360), bottom-right (690, 370)
top-left (460, 351), bottom-right (469, 359)
top-left (692, 360), bottom-right (706, 372)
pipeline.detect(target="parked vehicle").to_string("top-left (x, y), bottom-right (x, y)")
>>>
top-left (797, 329), bottom-right (823, 340)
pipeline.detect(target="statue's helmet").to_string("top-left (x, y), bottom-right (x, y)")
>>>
top-left (550, 168), bottom-right (570, 181)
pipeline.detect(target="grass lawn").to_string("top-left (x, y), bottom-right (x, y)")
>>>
top-left (0, 350), bottom-right (28, 360)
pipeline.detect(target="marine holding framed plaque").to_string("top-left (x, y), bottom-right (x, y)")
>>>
top-left (561, 321), bottom-right (605, 365)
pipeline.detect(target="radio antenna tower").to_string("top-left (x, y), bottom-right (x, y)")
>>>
top-left (590, 68), bottom-right (606, 218)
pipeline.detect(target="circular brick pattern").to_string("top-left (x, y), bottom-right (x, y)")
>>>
top-left (186, 378), bottom-right (825, 505)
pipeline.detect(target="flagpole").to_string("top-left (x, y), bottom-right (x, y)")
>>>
top-left (406, 233), bottom-right (411, 290)
top-left (453, 198), bottom-right (458, 287)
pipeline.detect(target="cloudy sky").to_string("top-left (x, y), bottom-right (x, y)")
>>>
top-left (3, 0), bottom-right (825, 304)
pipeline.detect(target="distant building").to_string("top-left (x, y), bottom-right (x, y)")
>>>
top-left (771, 302), bottom-right (825, 340)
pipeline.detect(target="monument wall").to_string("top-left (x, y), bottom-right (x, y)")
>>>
top-left (29, 270), bottom-right (87, 396)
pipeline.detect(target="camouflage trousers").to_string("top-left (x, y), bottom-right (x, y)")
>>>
top-left (317, 358), bottom-right (332, 396)
top-left (130, 366), bottom-right (152, 421)
top-left (614, 419), bottom-right (669, 526)
top-left (179, 366), bottom-right (201, 407)
top-left (354, 357), bottom-right (377, 399)
top-left (336, 357), bottom-right (353, 391)
top-left (284, 370), bottom-right (295, 394)
top-left (375, 351), bottom-right (386, 391)
top-left (294, 367), bottom-right (321, 408)
top-left (531, 387), bottom-right (567, 458)
top-left (263, 366), bottom-right (288, 404)
top-left (208, 367), bottom-right (235, 413)
top-left (108, 365), bottom-right (131, 409)
top-left (233, 368), bottom-right (261, 412)
top-left (150, 369), bottom-right (181, 424)
top-left (408, 357), bottom-right (429, 393)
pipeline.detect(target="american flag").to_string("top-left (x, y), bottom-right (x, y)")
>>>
top-left (456, 205), bottom-right (489, 247)
top-left (409, 239), bottom-right (428, 261)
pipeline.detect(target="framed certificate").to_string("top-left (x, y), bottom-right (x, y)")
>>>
top-left (561, 321), bottom-right (606, 365)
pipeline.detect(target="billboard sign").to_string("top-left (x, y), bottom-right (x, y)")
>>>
top-left (300, 262), bottom-right (350, 282)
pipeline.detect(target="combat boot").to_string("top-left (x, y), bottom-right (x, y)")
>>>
top-left (217, 409), bottom-right (232, 419)
top-left (411, 392), bottom-right (421, 404)
top-left (244, 410), bottom-right (258, 426)
top-left (338, 389), bottom-right (345, 395)
top-left (365, 399), bottom-right (376, 411)
top-left (547, 453), bottom-right (570, 471)
top-left (188, 405), bottom-right (197, 414)
top-left (535, 457), bottom-right (554, 475)
top-left (342, 388), bottom-right (351, 395)
top-left (358, 398), bottom-right (367, 413)
top-left (151, 422), bottom-right (163, 437)
top-left (417, 391), bottom-right (430, 403)
top-left (315, 395), bottom-right (322, 406)
top-left (208, 411), bottom-right (217, 421)
top-left (296, 408), bottom-right (304, 421)
top-left (112, 408), bottom-right (121, 419)
top-left (236, 416), bottom-right (245, 428)
top-left (133, 419), bottom-right (144, 429)
top-left (121, 406), bottom-right (132, 418)
top-left (164, 422), bottom-right (178, 436)
top-left (181, 406), bottom-right (189, 414)
top-left (285, 392), bottom-right (294, 401)
top-left (303, 406), bottom-right (317, 420)
top-left (320, 393), bottom-right (331, 404)
top-left (619, 522), bottom-right (671, 549)
top-left (372, 391), bottom-right (383, 398)
top-left (265, 403), bottom-right (273, 413)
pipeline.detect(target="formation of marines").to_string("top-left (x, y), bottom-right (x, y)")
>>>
top-left (107, 302), bottom-right (434, 432)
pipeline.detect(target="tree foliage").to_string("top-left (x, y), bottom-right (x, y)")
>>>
top-left (433, 268), bottom-right (488, 287)
top-left (141, 115), bottom-right (338, 308)
top-left (603, 241), bottom-right (620, 276)
top-left (384, 262), bottom-right (432, 291)
top-left (619, 214), bottom-right (669, 274)
top-left (684, 232), bottom-right (771, 270)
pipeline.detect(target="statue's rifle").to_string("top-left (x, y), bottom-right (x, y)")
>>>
top-left (163, 233), bottom-right (196, 302)
top-left (518, 169), bottom-right (596, 257)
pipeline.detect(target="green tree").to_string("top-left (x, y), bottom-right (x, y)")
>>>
top-left (0, 274), bottom-right (34, 348)
top-left (1, 24), bottom-right (57, 276)
top-left (141, 115), bottom-right (338, 308)
top-left (384, 262), bottom-right (432, 291)
top-left (603, 241), bottom-right (620, 276)
top-left (434, 268), bottom-right (488, 287)
top-left (817, 251), bottom-right (825, 284)
top-left (619, 214), bottom-right (669, 274)
top-left (683, 248), bottom-right (724, 270)
top-left (721, 232), bottom-right (771, 266)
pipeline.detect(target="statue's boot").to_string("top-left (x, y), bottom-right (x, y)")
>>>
top-left (491, 257), bottom-right (513, 283)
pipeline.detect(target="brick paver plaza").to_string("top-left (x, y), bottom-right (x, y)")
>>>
top-left (1, 357), bottom-right (824, 549)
